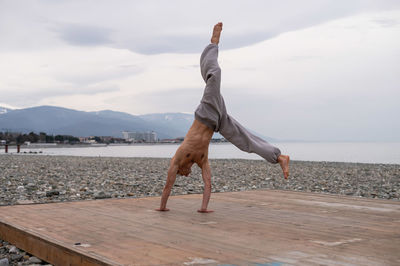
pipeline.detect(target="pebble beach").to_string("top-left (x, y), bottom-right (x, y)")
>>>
top-left (0, 155), bottom-right (399, 265)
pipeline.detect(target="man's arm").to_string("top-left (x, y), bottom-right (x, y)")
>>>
top-left (156, 160), bottom-right (178, 211)
top-left (198, 160), bottom-right (213, 213)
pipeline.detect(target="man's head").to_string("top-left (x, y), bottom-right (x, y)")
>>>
top-left (176, 152), bottom-right (198, 176)
top-left (177, 159), bottom-right (195, 176)
top-left (177, 166), bottom-right (192, 176)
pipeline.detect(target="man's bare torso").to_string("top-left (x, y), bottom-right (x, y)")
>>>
top-left (173, 119), bottom-right (213, 176)
top-left (157, 119), bottom-right (215, 212)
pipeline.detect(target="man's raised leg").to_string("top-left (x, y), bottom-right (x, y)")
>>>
top-left (219, 114), bottom-right (290, 179)
top-left (211, 22), bottom-right (222, 44)
top-left (195, 23), bottom-right (226, 132)
top-left (278, 154), bottom-right (290, 179)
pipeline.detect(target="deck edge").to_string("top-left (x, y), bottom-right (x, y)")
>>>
top-left (0, 220), bottom-right (119, 266)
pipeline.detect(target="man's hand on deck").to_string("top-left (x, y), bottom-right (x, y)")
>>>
top-left (197, 209), bottom-right (214, 213)
top-left (155, 208), bottom-right (170, 212)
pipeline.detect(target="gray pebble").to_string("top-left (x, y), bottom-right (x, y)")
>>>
top-left (45, 190), bottom-right (60, 197)
top-left (0, 258), bottom-right (9, 266)
top-left (7, 245), bottom-right (18, 253)
top-left (10, 254), bottom-right (23, 261)
top-left (27, 256), bottom-right (42, 264)
top-left (94, 191), bottom-right (111, 199)
top-left (25, 183), bottom-right (36, 190)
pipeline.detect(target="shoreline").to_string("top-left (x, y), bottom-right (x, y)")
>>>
top-left (2, 142), bottom-right (400, 165)
top-left (1, 153), bottom-right (399, 166)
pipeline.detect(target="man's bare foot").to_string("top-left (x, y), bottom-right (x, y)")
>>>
top-left (155, 208), bottom-right (170, 212)
top-left (211, 22), bottom-right (223, 44)
top-left (197, 209), bottom-right (214, 213)
top-left (278, 155), bottom-right (290, 179)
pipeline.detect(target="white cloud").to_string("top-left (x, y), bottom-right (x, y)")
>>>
top-left (218, 10), bottom-right (400, 141)
top-left (1, 0), bottom-right (399, 53)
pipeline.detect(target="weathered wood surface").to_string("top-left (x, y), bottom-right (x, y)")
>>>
top-left (1, 190), bottom-right (399, 266)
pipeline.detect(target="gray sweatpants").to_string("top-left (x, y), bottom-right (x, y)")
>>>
top-left (194, 43), bottom-right (281, 164)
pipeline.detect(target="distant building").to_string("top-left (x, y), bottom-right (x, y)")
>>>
top-left (122, 131), bottom-right (157, 143)
top-left (79, 137), bottom-right (88, 143)
top-left (79, 137), bottom-right (96, 144)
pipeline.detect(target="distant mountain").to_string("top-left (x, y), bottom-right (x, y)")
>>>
top-left (0, 105), bottom-right (279, 141)
top-left (0, 106), bottom-right (189, 139)
top-left (0, 106), bottom-right (12, 115)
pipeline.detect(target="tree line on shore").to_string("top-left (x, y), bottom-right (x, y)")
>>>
top-left (0, 132), bottom-right (126, 145)
top-left (0, 132), bottom-right (80, 144)
top-left (0, 132), bottom-right (125, 145)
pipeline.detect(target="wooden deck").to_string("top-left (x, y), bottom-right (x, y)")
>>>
top-left (0, 190), bottom-right (399, 266)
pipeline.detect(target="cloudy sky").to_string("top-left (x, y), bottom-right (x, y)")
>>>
top-left (0, 0), bottom-right (399, 141)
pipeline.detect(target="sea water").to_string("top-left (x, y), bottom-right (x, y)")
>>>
top-left (2, 142), bottom-right (399, 164)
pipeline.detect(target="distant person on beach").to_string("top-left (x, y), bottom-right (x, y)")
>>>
top-left (157, 23), bottom-right (290, 213)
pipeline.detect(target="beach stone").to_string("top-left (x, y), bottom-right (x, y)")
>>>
top-left (25, 183), bottom-right (36, 190)
top-left (27, 256), bottom-right (42, 264)
top-left (10, 254), bottom-right (23, 261)
top-left (16, 200), bottom-right (34, 205)
top-left (7, 245), bottom-right (18, 253)
top-left (46, 190), bottom-right (59, 197)
top-left (0, 258), bottom-right (9, 266)
top-left (94, 191), bottom-right (111, 199)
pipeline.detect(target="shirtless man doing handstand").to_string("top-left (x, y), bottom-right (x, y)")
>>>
top-left (157, 23), bottom-right (290, 213)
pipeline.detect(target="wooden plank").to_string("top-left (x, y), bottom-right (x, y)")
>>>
top-left (0, 190), bottom-right (399, 265)
top-left (0, 222), bottom-right (114, 266)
